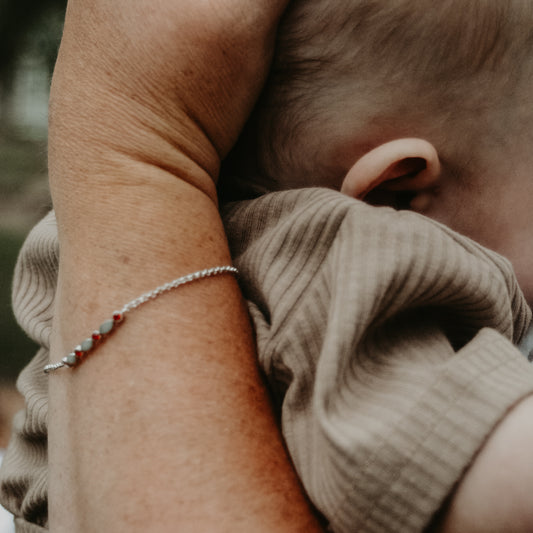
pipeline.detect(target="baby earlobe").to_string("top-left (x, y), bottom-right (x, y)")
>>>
top-left (409, 189), bottom-right (436, 212)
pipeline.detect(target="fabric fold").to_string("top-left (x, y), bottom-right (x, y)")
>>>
top-left (223, 188), bottom-right (533, 532)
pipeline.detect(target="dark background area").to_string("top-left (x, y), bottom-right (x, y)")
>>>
top-left (1, 0), bottom-right (66, 447)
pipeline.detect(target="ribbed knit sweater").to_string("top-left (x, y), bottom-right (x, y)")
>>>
top-left (2, 188), bottom-right (533, 532)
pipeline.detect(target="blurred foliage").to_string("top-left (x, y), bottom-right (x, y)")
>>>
top-left (0, 0), bottom-right (66, 87)
top-left (1, 130), bottom-right (49, 380)
top-left (0, 232), bottom-right (38, 381)
top-left (0, 0), bottom-right (63, 380)
top-left (0, 131), bottom-right (47, 192)
top-left (1, 130), bottom-right (50, 380)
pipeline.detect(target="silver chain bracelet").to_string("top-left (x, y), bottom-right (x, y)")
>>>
top-left (44, 265), bottom-right (238, 373)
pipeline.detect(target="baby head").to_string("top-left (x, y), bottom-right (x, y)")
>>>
top-left (223, 0), bottom-right (533, 303)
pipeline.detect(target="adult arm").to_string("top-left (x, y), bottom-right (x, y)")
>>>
top-left (48, 1), bottom-right (321, 531)
top-left (434, 394), bottom-right (533, 532)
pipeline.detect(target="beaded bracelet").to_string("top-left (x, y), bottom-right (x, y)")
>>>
top-left (44, 266), bottom-right (238, 373)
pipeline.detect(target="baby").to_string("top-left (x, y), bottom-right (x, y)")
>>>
top-left (220, 1), bottom-right (533, 531)
top-left (227, 0), bottom-right (533, 304)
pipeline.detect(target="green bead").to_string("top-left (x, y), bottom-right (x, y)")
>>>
top-left (81, 338), bottom-right (94, 351)
top-left (65, 354), bottom-right (78, 366)
top-left (99, 319), bottom-right (115, 335)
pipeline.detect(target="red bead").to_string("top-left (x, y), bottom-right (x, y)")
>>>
top-left (74, 348), bottom-right (84, 358)
top-left (113, 312), bottom-right (123, 322)
top-left (92, 332), bottom-right (102, 341)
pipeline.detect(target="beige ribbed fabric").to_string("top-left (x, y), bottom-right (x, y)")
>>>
top-left (1, 188), bottom-right (533, 531)
top-left (1, 212), bottom-right (56, 532)
top-left (222, 188), bottom-right (533, 532)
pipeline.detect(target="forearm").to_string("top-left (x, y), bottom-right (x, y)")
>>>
top-left (435, 394), bottom-right (533, 533)
top-left (48, 157), bottom-right (321, 532)
top-left (46, 2), bottom-right (321, 530)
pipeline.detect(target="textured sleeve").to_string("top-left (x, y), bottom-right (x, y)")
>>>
top-left (0, 211), bottom-right (58, 532)
top-left (223, 188), bottom-right (533, 533)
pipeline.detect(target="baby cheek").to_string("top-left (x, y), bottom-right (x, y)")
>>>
top-left (424, 201), bottom-right (533, 305)
top-left (415, 186), bottom-right (492, 242)
top-left (500, 245), bottom-right (533, 308)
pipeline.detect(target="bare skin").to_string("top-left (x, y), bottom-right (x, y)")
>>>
top-left (48, 1), bottom-right (322, 530)
top-left (435, 395), bottom-right (533, 533)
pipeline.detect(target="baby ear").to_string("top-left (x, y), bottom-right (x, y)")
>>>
top-left (340, 138), bottom-right (441, 211)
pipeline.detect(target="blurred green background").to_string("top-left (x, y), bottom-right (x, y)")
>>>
top-left (1, 0), bottom-right (66, 385)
